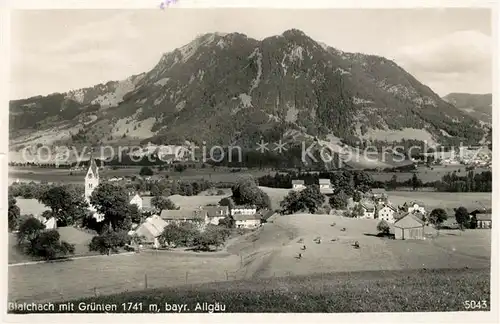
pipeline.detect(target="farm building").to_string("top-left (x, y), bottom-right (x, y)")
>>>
top-left (292, 180), bottom-right (306, 191)
top-left (159, 209), bottom-right (207, 230)
top-left (393, 213), bottom-right (425, 240)
top-left (358, 201), bottom-right (376, 219)
top-left (203, 206), bottom-right (229, 225)
top-left (475, 213), bottom-right (492, 229)
top-left (133, 215), bottom-right (168, 248)
top-left (233, 214), bottom-right (261, 229)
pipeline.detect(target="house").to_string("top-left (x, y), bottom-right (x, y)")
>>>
top-left (371, 188), bottom-right (388, 204)
top-left (407, 201), bottom-right (426, 215)
top-left (318, 178), bottom-right (334, 195)
top-left (159, 209), bottom-right (208, 230)
top-left (203, 206), bottom-right (229, 225)
top-left (128, 193), bottom-right (143, 210)
top-left (377, 204), bottom-right (398, 223)
top-left (33, 214), bottom-right (57, 230)
top-left (292, 180), bottom-right (306, 191)
top-left (358, 201), bottom-right (376, 219)
top-left (233, 214), bottom-right (261, 229)
top-left (260, 210), bottom-right (276, 222)
top-left (231, 205), bottom-right (257, 216)
top-left (475, 213), bottom-right (492, 229)
top-left (133, 215), bottom-right (168, 248)
top-left (393, 213), bottom-right (425, 240)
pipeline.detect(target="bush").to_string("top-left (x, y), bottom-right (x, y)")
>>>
top-left (376, 220), bottom-right (390, 235)
top-left (27, 230), bottom-right (75, 260)
top-left (139, 166), bottom-right (154, 176)
top-left (89, 230), bottom-right (130, 255)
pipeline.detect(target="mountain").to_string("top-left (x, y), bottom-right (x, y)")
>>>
top-left (442, 93), bottom-right (492, 124)
top-left (10, 29), bottom-right (485, 153)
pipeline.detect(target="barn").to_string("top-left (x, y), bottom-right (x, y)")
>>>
top-left (393, 213), bottom-right (425, 240)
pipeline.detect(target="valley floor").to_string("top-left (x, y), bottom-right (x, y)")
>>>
top-left (8, 214), bottom-right (491, 305)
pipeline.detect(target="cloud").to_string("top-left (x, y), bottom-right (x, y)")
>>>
top-left (395, 30), bottom-right (492, 95)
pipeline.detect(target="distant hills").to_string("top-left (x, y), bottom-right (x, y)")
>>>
top-left (10, 29), bottom-right (486, 153)
top-left (442, 93), bottom-right (492, 124)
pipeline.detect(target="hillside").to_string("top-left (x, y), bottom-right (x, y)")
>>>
top-left (442, 93), bottom-right (492, 124)
top-left (10, 29), bottom-right (485, 152)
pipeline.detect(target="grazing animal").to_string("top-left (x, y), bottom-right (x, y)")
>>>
top-left (330, 222), bottom-right (336, 227)
top-left (353, 241), bottom-right (360, 249)
top-left (340, 228), bottom-right (346, 232)
top-left (316, 239), bottom-right (321, 244)
top-left (298, 253), bottom-right (302, 259)
top-left (301, 245), bottom-right (307, 250)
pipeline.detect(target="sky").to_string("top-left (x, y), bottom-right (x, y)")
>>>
top-left (10, 8), bottom-right (492, 99)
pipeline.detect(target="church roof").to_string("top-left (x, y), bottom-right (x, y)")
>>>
top-left (88, 157), bottom-right (99, 176)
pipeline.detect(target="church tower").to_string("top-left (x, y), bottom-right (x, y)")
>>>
top-left (85, 155), bottom-right (100, 209)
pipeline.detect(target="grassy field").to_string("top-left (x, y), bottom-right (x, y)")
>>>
top-left (10, 268), bottom-right (490, 313)
top-left (259, 186), bottom-right (491, 211)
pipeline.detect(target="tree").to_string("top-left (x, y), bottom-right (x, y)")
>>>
top-left (17, 217), bottom-right (46, 245)
top-left (193, 225), bottom-right (231, 251)
top-left (218, 216), bottom-right (235, 229)
top-left (8, 195), bottom-right (20, 232)
top-left (411, 173), bottom-right (422, 191)
top-left (329, 190), bottom-right (349, 209)
top-left (280, 185), bottom-right (325, 215)
top-left (89, 230), bottom-right (130, 255)
top-left (352, 203), bottom-right (364, 218)
top-left (219, 197), bottom-right (235, 209)
top-left (38, 186), bottom-right (88, 226)
top-left (231, 177), bottom-right (271, 210)
top-left (455, 206), bottom-right (469, 230)
top-left (429, 208), bottom-right (448, 228)
top-left (158, 222), bottom-right (200, 247)
top-left (376, 220), bottom-right (390, 235)
top-left (388, 174), bottom-right (398, 190)
top-left (27, 230), bottom-right (75, 260)
top-left (352, 191), bottom-right (361, 202)
top-left (151, 196), bottom-right (177, 214)
top-left (139, 166), bottom-right (154, 176)
top-left (90, 183), bottom-right (136, 232)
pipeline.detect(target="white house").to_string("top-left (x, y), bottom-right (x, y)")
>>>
top-left (159, 209), bottom-right (208, 231)
top-left (359, 201), bottom-right (376, 219)
top-left (84, 157), bottom-right (105, 222)
top-left (318, 178), bottom-right (334, 195)
top-left (128, 193), bottom-right (143, 210)
top-left (233, 214), bottom-right (261, 229)
top-left (377, 204), bottom-right (398, 223)
top-left (231, 205), bottom-right (257, 216)
top-left (407, 201), bottom-right (426, 215)
top-left (34, 214), bottom-right (57, 230)
top-left (292, 180), bottom-right (306, 191)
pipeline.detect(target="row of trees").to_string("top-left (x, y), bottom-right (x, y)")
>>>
top-left (159, 222), bottom-right (231, 251)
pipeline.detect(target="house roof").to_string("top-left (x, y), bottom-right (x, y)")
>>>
top-left (159, 209), bottom-right (205, 220)
top-left (261, 210), bottom-right (276, 220)
top-left (409, 201), bottom-right (425, 207)
top-left (134, 215), bottom-right (168, 241)
top-left (379, 204), bottom-right (398, 212)
top-left (360, 202), bottom-right (375, 212)
top-left (319, 179), bottom-right (330, 184)
top-left (476, 213), bottom-right (492, 221)
top-left (292, 180), bottom-right (305, 184)
top-left (128, 193), bottom-right (141, 201)
top-left (203, 206), bottom-right (229, 218)
top-left (372, 188), bottom-right (386, 194)
top-left (394, 213), bottom-right (425, 229)
top-left (233, 205), bottom-right (257, 209)
top-left (233, 214), bottom-right (262, 221)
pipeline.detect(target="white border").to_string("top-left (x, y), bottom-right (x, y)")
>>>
top-left (1, 1), bottom-right (499, 323)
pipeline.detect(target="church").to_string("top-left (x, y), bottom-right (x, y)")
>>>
top-left (84, 156), bottom-right (143, 222)
top-left (85, 157), bottom-right (105, 222)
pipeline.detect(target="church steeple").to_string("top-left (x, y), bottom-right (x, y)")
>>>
top-left (85, 152), bottom-right (100, 207)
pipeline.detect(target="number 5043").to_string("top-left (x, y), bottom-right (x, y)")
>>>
top-left (464, 300), bottom-right (488, 310)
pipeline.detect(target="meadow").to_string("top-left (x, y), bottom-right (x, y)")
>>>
top-left (17, 267), bottom-right (490, 313)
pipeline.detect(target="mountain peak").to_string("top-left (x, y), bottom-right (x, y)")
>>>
top-left (282, 28), bottom-right (308, 37)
